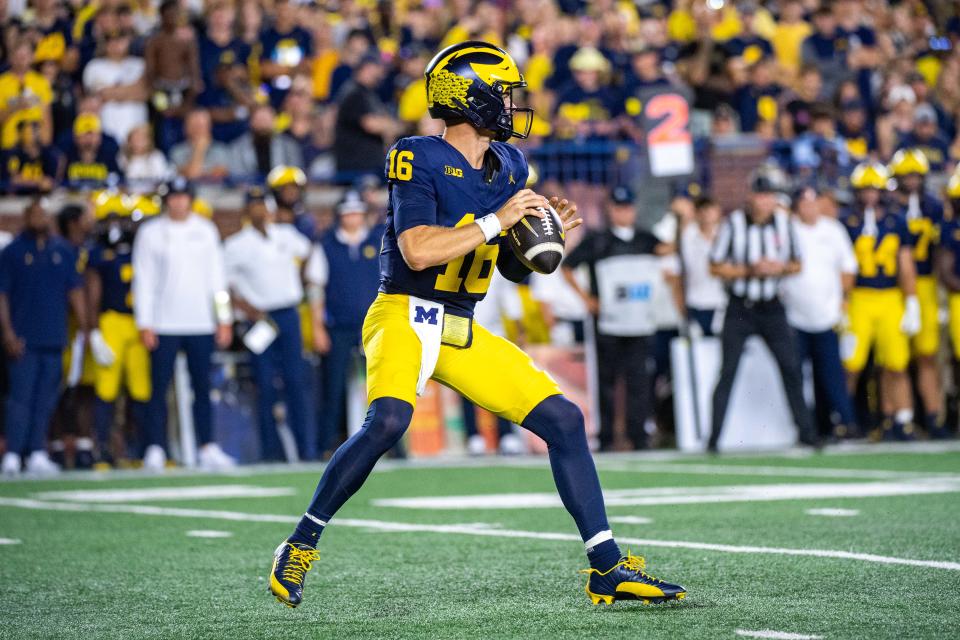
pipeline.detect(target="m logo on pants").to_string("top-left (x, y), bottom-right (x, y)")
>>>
top-left (414, 306), bottom-right (439, 325)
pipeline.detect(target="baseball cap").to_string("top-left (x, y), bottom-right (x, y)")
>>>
top-left (162, 175), bottom-right (194, 198)
top-left (914, 103), bottom-right (937, 123)
top-left (338, 190), bottom-right (366, 215)
top-left (245, 185), bottom-right (276, 210)
top-left (610, 185), bottom-right (634, 204)
top-left (749, 164), bottom-right (791, 194)
top-left (73, 113), bottom-right (101, 135)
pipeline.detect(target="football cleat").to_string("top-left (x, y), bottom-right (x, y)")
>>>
top-left (269, 541), bottom-right (320, 608)
top-left (579, 552), bottom-right (686, 606)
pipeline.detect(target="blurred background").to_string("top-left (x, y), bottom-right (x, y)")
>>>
top-left (0, 0), bottom-right (959, 474)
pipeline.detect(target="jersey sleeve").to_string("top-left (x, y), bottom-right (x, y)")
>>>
top-left (897, 216), bottom-right (915, 247)
top-left (386, 138), bottom-right (439, 234)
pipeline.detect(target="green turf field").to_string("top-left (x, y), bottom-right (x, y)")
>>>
top-left (2, 443), bottom-right (959, 640)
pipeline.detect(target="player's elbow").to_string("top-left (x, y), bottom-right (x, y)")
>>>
top-left (398, 229), bottom-right (433, 271)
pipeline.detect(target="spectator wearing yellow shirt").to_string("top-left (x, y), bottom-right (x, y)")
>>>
top-left (0, 39), bottom-right (53, 151)
top-left (771, 0), bottom-right (812, 78)
top-left (395, 47), bottom-right (430, 126)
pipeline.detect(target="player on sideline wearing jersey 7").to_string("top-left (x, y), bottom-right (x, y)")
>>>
top-left (267, 40), bottom-right (686, 609)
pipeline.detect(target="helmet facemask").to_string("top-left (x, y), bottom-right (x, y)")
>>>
top-left (491, 81), bottom-right (533, 141)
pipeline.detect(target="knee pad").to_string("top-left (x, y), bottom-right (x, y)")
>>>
top-left (523, 395), bottom-right (586, 449)
top-left (363, 397), bottom-right (414, 451)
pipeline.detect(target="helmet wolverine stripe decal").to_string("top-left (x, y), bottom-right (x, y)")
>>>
top-left (425, 41), bottom-right (533, 142)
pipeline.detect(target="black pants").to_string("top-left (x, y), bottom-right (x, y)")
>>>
top-left (709, 297), bottom-right (815, 448)
top-left (596, 333), bottom-right (653, 450)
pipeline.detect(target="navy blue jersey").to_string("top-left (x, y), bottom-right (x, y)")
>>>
top-left (898, 192), bottom-right (945, 277)
top-left (841, 207), bottom-right (914, 290)
top-left (88, 243), bottom-right (133, 314)
top-left (379, 135), bottom-right (528, 317)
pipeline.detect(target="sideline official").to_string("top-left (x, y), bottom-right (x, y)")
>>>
top-left (225, 186), bottom-right (315, 461)
top-left (562, 185), bottom-right (663, 451)
top-left (132, 177), bottom-right (234, 471)
top-left (707, 166), bottom-right (819, 452)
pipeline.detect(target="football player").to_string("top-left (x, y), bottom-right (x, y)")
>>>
top-left (85, 193), bottom-right (153, 467)
top-left (889, 148), bottom-right (945, 437)
top-left (841, 162), bottom-right (920, 440)
top-left (936, 172), bottom-right (960, 440)
top-left (267, 165), bottom-right (316, 240)
top-left (268, 41), bottom-right (686, 608)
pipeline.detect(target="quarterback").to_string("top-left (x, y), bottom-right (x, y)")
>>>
top-left (268, 41), bottom-right (686, 608)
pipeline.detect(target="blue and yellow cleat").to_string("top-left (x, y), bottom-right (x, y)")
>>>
top-left (579, 552), bottom-right (686, 605)
top-left (269, 541), bottom-right (320, 608)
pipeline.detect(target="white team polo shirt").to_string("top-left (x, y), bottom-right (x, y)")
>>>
top-left (780, 216), bottom-right (858, 333)
top-left (224, 223), bottom-right (312, 313)
top-left (133, 213), bottom-right (229, 335)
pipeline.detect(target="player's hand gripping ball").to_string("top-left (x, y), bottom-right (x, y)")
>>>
top-left (508, 204), bottom-right (565, 274)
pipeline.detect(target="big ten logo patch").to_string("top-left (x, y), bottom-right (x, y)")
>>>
top-left (615, 283), bottom-right (651, 301)
top-left (414, 306), bottom-right (439, 325)
top-left (444, 165), bottom-right (463, 178)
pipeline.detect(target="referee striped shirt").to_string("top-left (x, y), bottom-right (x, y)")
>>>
top-left (709, 208), bottom-right (800, 302)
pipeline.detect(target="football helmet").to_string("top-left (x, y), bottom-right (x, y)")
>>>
top-left (889, 148), bottom-right (930, 177)
top-left (945, 172), bottom-right (960, 201)
top-left (850, 162), bottom-right (890, 190)
top-left (424, 41), bottom-right (532, 142)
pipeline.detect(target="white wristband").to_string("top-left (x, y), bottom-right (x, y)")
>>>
top-left (475, 213), bottom-right (502, 243)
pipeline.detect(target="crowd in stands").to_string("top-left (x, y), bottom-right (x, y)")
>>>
top-left (0, 0), bottom-right (959, 472)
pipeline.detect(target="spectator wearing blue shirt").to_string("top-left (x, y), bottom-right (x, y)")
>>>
top-left (197, 2), bottom-right (255, 144)
top-left (722, 1), bottom-right (774, 65)
top-left (731, 58), bottom-right (783, 135)
top-left (801, 7), bottom-right (847, 100)
top-left (305, 191), bottom-right (385, 456)
top-left (0, 200), bottom-right (87, 477)
top-left (897, 104), bottom-right (955, 173)
top-left (836, 99), bottom-right (875, 162)
top-left (61, 114), bottom-right (122, 189)
top-left (1, 120), bottom-right (63, 194)
top-left (259, 0), bottom-right (313, 109)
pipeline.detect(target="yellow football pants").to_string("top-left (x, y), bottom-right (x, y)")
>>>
top-left (362, 293), bottom-right (561, 424)
top-left (94, 310), bottom-right (151, 402)
top-left (843, 287), bottom-right (910, 373)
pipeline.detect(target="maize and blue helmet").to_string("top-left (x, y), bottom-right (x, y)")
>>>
top-left (425, 41), bottom-right (532, 142)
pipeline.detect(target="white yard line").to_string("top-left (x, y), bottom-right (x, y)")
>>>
top-left (0, 537), bottom-right (22, 545)
top-left (371, 479), bottom-right (960, 510)
top-left (2, 441), bottom-right (958, 484)
top-left (735, 630), bottom-right (823, 640)
top-left (0, 497), bottom-right (958, 572)
top-left (33, 485), bottom-right (295, 503)
top-left (609, 516), bottom-right (654, 525)
top-left (805, 508), bottom-right (860, 517)
top-left (186, 530), bottom-right (234, 538)
top-left (592, 462), bottom-right (959, 480)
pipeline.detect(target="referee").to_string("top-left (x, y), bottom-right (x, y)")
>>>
top-left (707, 166), bottom-right (819, 452)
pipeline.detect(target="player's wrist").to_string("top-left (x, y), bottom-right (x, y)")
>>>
top-left (475, 213), bottom-right (502, 243)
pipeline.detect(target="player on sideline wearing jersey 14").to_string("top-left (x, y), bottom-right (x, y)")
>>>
top-left (267, 41), bottom-right (686, 609)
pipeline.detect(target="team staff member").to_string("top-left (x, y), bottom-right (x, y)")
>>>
top-left (305, 190), bottom-right (385, 457)
top-left (85, 194), bottom-right (151, 467)
top-left (132, 177), bottom-right (234, 471)
top-left (224, 186), bottom-right (314, 462)
top-left (49, 203), bottom-right (96, 469)
top-left (707, 166), bottom-right (819, 452)
top-left (936, 172), bottom-right (960, 440)
top-left (563, 185), bottom-right (663, 451)
top-left (780, 185), bottom-right (858, 439)
top-left (268, 165), bottom-right (316, 240)
top-left (841, 162), bottom-right (920, 441)
top-left (0, 200), bottom-right (87, 476)
top-left (889, 149), bottom-right (945, 437)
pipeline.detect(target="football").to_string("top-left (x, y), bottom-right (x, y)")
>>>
top-left (508, 205), bottom-right (565, 274)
